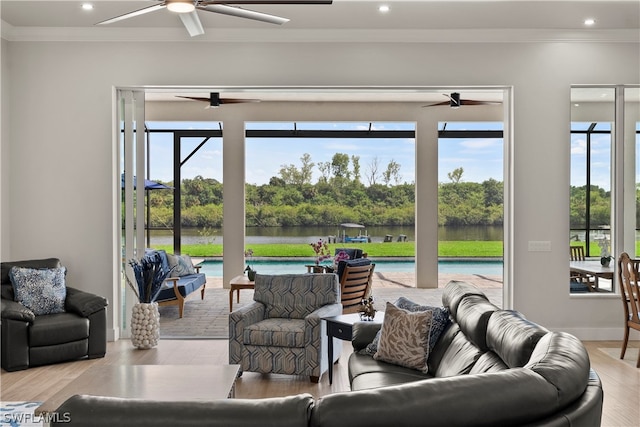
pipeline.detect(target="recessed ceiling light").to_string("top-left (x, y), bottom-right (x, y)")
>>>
top-left (379, 5), bottom-right (390, 13)
top-left (584, 18), bottom-right (596, 26)
top-left (81, 3), bottom-right (94, 11)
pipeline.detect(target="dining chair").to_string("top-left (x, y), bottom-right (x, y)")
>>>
top-left (570, 246), bottom-right (586, 261)
top-left (616, 252), bottom-right (640, 368)
top-left (570, 246), bottom-right (596, 292)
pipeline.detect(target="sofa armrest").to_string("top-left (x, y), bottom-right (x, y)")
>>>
top-left (312, 369), bottom-right (561, 427)
top-left (307, 303), bottom-right (343, 323)
top-left (230, 301), bottom-right (265, 326)
top-left (229, 301), bottom-right (265, 366)
top-left (351, 322), bottom-right (382, 351)
top-left (1, 298), bottom-right (35, 322)
top-left (304, 303), bottom-right (343, 343)
top-left (65, 287), bottom-right (108, 317)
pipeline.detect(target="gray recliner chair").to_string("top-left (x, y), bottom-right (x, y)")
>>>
top-left (1, 258), bottom-right (108, 372)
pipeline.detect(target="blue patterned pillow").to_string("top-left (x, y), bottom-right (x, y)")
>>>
top-left (9, 266), bottom-right (67, 315)
top-left (361, 297), bottom-right (450, 356)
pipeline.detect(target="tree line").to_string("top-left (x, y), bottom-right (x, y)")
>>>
top-left (143, 154), bottom-right (620, 231)
top-left (145, 153), bottom-right (507, 228)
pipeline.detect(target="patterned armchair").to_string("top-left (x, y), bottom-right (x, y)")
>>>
top-left (229, 274), bottom-right (342, 383)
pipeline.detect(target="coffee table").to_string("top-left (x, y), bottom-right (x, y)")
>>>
top-left (324, 312), bottom-right (384, 385)
top-left (229, 274), bottom-right (254, 311)
top-left (35, 364), bottom-right (240, 418)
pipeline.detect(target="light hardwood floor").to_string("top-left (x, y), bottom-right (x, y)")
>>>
top-left (1, 339), bottom-right (638, 426)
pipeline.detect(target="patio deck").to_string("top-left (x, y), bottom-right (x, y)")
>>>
top-left (158, 272), bottom-right (503, 338)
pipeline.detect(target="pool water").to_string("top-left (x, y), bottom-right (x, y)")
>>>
top-left (198, 259), bottom-right (503, 277)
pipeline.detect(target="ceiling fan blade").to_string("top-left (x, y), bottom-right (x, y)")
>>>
top-left (179, 10), bottom-right (205, 36)
top-left (176, 95), bottom-right (261, 106)
top-left (176, 96), bottom-right (210, 103)
top-left (219, 98), bottom-right (261, 104)
top-left (96, 3), bottom-right (166, 26)
top-left (460, 99), bottom-right (502, 106)
top-left (202, 1), bottom-right (332, 4)
top-left (199, 4), bottom-right (290, 25)
top-left (421, 101), bottom-right (450, 107)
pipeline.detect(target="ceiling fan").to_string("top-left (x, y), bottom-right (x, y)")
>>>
top-left (177, 92), bottom-right (261, 107)
top-left (422, 93), bottom-right (502, 108)
top-left (96, 0), bottom-right (333, 37)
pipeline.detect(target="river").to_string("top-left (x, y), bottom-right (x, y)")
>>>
top-left (148, 225), bottom-right (504, 246)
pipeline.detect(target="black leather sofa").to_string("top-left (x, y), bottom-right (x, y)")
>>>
top-left (51, 281), bottom-right (602, 427)
top-left (1, 258), bottom-right (108, 371)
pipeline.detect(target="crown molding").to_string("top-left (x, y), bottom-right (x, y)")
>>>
top-left (2, 22), bottom-right (638, 44)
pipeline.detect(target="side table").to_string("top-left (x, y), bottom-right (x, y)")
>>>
top-left (229, 275), bottom-right (254, 312)
top-left (324, 312), bottom-right (384, 385)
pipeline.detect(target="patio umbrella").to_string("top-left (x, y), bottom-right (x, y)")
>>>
top-left (121, 174), bottom-right (173, 247)
top-left (120, 174), bottom-right (173, 190)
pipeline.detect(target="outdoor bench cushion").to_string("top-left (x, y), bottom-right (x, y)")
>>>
top-left (156, 273), bottom-right (206, 301)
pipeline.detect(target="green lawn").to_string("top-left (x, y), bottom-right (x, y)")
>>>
top-left (153, 240), bottom-right (637, 259)
top-left (154, 241), bottom-right (504, 258)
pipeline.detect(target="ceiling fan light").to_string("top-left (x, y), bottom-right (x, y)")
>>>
top-left (167, 1), bottom-right (195, 13)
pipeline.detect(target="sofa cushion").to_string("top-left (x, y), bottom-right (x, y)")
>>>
top-left (29, 312), bottom-right (89, 346)
top-left (454, 295), bottom-right (499, 351)
top-left (432, 328), bottom-right (483, 377)
top-left (348, 351), bottom-right (432, 389)
top-left (468, 351), bottom-right (509, 374)
top-left (155, 273), bottom-right (206, 301)
top-left (373, 302), bottom-right (432, 372)
top-left (253, 274), bottom-right (339, 319)
top-left (441, 280), bottom-right (489, 317)
top-left (10, 266), bottom-right (67, 316)
top-left (243, 318), bottom-right (306, 348)
top-left (166, 253), bottom-right (196, 277)
top-left (487, 310), bottom-right (549, 368)
top-left (54, 393), bottom-right (315, 427)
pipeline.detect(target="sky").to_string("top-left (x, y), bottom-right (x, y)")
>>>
top-left (143, 121), bottom-right (508, 186)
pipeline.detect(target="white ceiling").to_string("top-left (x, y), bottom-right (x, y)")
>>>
top-left (2, 1), bottom-right (637, 103)
top-left (2, 1), bottom-right (638, 34)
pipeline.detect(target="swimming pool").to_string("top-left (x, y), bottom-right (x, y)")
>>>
top-left (197, 259), bottom-right (503, 277)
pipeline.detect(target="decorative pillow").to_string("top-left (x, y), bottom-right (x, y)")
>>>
top-left (394, 296), bottom-right (451, 351)
top-left (373, 302), bottom-right (433, 372)
top-left (166, 254), bottom-right (196, 277)
top-left (9, 266), bottom-right (67, 315)
top-left (361, 297), bottom-right (450, 356)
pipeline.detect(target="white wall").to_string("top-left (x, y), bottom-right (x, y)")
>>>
top-left (1, 39), bottom-right (638, 340)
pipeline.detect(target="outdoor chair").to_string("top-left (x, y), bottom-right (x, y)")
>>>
top-left (617, 252), bottom-right (640, 367)
top-left (229, 273), bottom-right (342, 382)
top-left (334, 248), bottom-right (365, 260)
top-left (147, 249), bottom-right (206, 318)
top-left (570, 246), bottom-right (596, 292)
top-left (1, 258), bottom-right (108, 371)
top-left (338, 261), bottom-right (375, 314)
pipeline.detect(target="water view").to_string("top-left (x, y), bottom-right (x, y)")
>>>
top-left (149, 225), bottom-right (504, 246)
